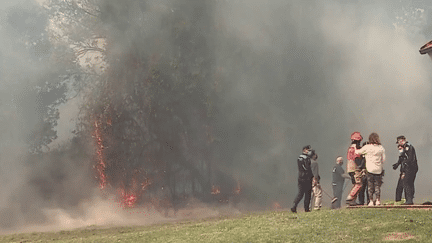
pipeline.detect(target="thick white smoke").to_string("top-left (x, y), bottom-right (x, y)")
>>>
top-left (319, 1), bottom-right (432, 202)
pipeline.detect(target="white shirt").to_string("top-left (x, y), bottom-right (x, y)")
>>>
top-left (356, 144), bottom-right (385, 174)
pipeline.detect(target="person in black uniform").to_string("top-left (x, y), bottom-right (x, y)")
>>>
top-left (291, 145), bottom-right (314, 213)
top-left (332, 156), bottom-right (350, 209)
top-left (393, 144), bottom-right (407, 202)
top-left (395, 135), bottom-right (418, 205)
top-left (358, 142), bottom-right (369, 205)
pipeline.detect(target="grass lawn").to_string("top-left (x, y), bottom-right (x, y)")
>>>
top-left (1, 207), bottom-right (432, 242)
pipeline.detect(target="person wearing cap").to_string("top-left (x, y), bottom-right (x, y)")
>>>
top-left (346, 132), bottom-right (365, 206)
top-left (393, 144), bottom-right (407, 202)
top-left (332, 156), bottom-right (351, 209)
top-left (356, 133), bottom-right (386, 206)
top-left (291, 145), bottom-right (314, 213)
top-left (310, 152), bottom-right (322, 210)
top-left (395, 135), bottom-right (418, 205)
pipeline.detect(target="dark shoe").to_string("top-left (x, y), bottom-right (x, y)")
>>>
top-left (290, 207), bottom-right (297, 213)
top-left (346, 199), bottom-right (355, 205)
top-left (305, 209), bottom-right (310, 212)
top-left (403, 202), bottom-right (414, 205)
top-left (348, 201), bottom-right (357, 206)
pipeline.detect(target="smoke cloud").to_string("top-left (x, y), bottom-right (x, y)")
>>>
top-left (210, 0), bottom-right (432, 207)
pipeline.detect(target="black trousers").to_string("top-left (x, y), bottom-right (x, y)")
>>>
top-left (293, 179), bottom-right (312, 211)
top-left (332, 182), bottom-right (344, 209)
top-left (395, 173), bottom-right (405, 202)
top-left (404, 170), bottom-right (417, 203)
top-left (358, 175), bottom-right (369, 205)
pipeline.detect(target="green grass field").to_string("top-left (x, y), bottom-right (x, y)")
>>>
top-left (1, 206), bottom-right (432, 243)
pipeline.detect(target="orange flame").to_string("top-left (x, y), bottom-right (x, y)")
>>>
top-left (118, 187), bottom-right (138, 208)
top-left (93, 117), bottom-right (155, 209)
top-left (233, 181), bottom-right (241, 195)
top-left (211, 185), bottom-right (220, 195)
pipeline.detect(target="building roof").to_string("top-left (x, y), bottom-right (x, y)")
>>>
top-left (419, 40), bottom-right (432, 55)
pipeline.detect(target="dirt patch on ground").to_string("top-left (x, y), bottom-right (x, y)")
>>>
top-left (383, 232), bottom-right (416, 241)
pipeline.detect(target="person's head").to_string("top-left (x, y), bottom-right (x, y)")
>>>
top-left (368, 132), bottom-right (381, 145)
top-left (302, 145), bottom-right (312, 155)
top-left (336, 156), bottom-right (343, 165)
top-left (350, 132), bottom-right (363, 147)
top-left (350, 132), bottom-right (362, 142)
top-left (396, 135), bottom-right (406, 146)
top-left (312, 152), bottom-right (318, 161)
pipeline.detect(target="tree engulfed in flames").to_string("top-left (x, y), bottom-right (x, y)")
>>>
top-left (93, 117), bottom-right (152, 208)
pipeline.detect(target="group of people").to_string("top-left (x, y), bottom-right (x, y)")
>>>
top-left (290, 132), bottom-right (419, 213)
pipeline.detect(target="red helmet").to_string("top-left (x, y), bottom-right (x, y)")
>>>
top-left (350, 132), bottom-right (363, 141)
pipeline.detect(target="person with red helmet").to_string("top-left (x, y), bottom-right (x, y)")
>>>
top-left (345, 132), bottom-right (365, 206)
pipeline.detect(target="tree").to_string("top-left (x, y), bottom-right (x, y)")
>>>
top-left (42, 0), bottom-right (222, 210)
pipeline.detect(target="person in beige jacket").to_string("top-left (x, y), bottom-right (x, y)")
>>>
top-left (356, 133), bottom-right (385, 206)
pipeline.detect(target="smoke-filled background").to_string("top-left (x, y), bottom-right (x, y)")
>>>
top-left (0, 0), bottom-right (431, 233)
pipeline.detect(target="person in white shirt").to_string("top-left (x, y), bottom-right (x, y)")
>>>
top-left (356, 133), bottom-right (385, 206)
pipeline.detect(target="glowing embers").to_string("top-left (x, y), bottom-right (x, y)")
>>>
top-left (211, 183), bottom-right (242, 205)
top-left (273, 202), bottom-right (282, 210)
top-left (233, 181), bottom-right (241, 195)
top-left (118, 187), bottom-right (138, 208)
top-left (211, 185), bottom-right (221, 195)
top-left (93, 120), bottom-right (107, 190)
top-left (118, 177), bottom-right (152, 209)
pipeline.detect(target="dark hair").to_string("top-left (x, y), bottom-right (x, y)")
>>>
top-left (352, 140), bottom-right (361, 149)
top-left (369, 132), bottom-right (381, 145)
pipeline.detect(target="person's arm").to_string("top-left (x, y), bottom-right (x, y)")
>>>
top-left (355, 146), bottom-right (366, 156)
top-left (298, 156), bottom-right (309, 178)
top-left (382, 147), bottom-right (386, 163)
top-left (336, 165), bottom-right (350, 179)
top-left (393, 156), bottom-right (403, 170)
top-left (403, 145), bottom-right (416, 167)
